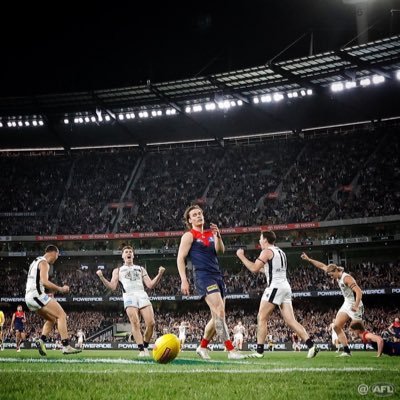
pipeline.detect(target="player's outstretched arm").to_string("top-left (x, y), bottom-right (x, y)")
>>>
top-left (301, 252), bottom-right (328, 272)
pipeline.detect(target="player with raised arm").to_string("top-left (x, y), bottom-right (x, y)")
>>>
top-left (236, 230), bottom-right (318, 359)
top-left (301, 252), bottom-right (363, 357)
top-left (177, 205), bottom-right (245, 360)
top-left (11, 305), bottom-right (27, 352)
top-left (97, 245), bottom-right (165, 357)
top-left (25, 245), bottom-right (81, 356)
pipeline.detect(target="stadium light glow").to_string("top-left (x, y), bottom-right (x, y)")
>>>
top-left (372, 75), bottom-right (385, 85)
top-left (360, 78), bottom-right (371, 86)
top-left (331, 82), bottom-right (344, 92)
top-left (396, 70), bottom-right (400, 80)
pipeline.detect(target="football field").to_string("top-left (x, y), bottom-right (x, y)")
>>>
top-left (0, 349), bottom-right (398, 400)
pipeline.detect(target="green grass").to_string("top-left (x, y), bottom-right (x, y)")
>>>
top-left (0, 349), bottom-right (399, 400)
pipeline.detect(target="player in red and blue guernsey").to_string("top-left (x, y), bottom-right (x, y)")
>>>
top-left (11, 305), bottom-right (26, 352)
top-left (350, 321), bottom-right (400, 357)
top-left (177, 205), bottom-right (245, 360)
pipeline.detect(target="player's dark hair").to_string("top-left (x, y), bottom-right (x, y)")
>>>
top-left (350, 321), bottom-right (365, 331)
top-left (45, 245), bottom-right (59, 253)
top-left (183, 204), bottom-right (203, 229)
top-left (261, 230), bottom-right (276, 244)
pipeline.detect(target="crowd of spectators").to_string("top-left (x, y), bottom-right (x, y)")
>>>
top-left (1, 261), bottom-right (398, 298)
top-left (0, 127), bottom-right (399, 236)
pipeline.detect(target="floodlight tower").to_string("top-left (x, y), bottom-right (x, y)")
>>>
top-left (343, 0), bottom-right (372, 45)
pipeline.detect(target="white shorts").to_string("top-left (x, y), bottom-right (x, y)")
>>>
top-left (234, 333), bottom-right (243, 342)
top-left (25, 292), bottom-right (52, 311)
top-left (261, 285), bottom-right (292, 306)
top-left (123, 292), bottom-right (151, 309)
top-left (179, 334), bottom-right (186, 341)
top-left (337, 301), bottom-right (364, 321)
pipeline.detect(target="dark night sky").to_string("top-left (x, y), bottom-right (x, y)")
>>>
top-left (1, 0), bottom-right (398, 97)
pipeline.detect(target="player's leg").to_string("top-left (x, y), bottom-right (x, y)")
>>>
top-left (16, 331), bottom-right (21, 351)
top-left (38, 300), bottom-right (81, 354)
top-left (334, 312), bottom-right (351, 356)
top-left (140, 305), bottom-right (155, 345)
top-left (249, 300), bottom-right (275, 358)
top-left (126, 306), bottom-right (144, 348)
top-left (280, 302), bottom-right (318, 358)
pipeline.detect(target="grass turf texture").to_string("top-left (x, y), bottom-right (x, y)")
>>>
top-left (0, 350), bottom-right (398, 400)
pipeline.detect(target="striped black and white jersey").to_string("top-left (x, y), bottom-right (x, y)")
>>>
top-left (25, 256), bottom-right (46, 296)
top-left (264, 246), bottom-right (289, 287)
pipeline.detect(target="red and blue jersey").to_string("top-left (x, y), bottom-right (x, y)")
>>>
top-left (188, 229), bottom-right (220, 275)
top-left (14, 311), bottom-right (25, 330)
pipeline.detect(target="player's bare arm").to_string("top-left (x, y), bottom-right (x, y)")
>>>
top-left (96, 268), bottom-right (119, 291)
top-left (144, 266), bottom-right (166, 289)
top-left (344, 275), bottom-right (363, 311)
top-left (39, 260), bottom-right (69, 293)
top-left (236, 248), bottom-right (271, 273)
top-left (210, 223), bottom-right (225, 254)
top-left (301, 253), bottom-right (328, 272)
top-left (177, 232), bottom-right (193, 295)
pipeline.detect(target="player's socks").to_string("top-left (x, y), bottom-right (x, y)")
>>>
top-left (138, 344), bottom-right (144, 351)
top-left (343, 345), bottom-right (351, 354)
top-left (305, 338), bottom-right (314, 349)
top-left (200, 338), bottom-right (210, 348)
top-left (224, 340), bottom-right (234, 351)
top-left (256, 344), bottom-right (264, 355)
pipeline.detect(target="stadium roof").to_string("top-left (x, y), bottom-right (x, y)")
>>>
top-left (1, 2), bottom-right (400, 150)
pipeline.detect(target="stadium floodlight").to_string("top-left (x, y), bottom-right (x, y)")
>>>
top-left (157, 110), bottom-right (162, 116)
top-left (151, 110), bottom-right (157, 117)
top-left (300, 90), bottom-right (306, 96)
top-left (90, 116), bottom-right (96, 122)
top-left (372, 75), bottom-right (385, 85)
top-left (18, 121), bottom-right (23, 127)
top-left (396, 70), bottom-right (400, 80)
top-left (331, 82), bottom-right (344, 92)
top-left (273, 93), bottom-right (284, 102)
top-left (192, 104), bottom-right (203, 112)
top-left (32, 120), bottom-right (38, 126)
top-left (38, 120), bottom-right (44, 126)
top-left (261, 95), bottom-right (272, 103)
top-left (345, 81), bottom-right (357, 89)
top-left (118, 114), bottom-right (124, 120)
top-left (253, 97), bottom-right (260, 104)
top-left (205, 102), bottom-right (216, 111)
top-left (105, 115), bottom-right (111, 121)
top-left (237, 100), bottom-right (243, 106)
top-left (360, 78), bottom-right (371, 86)
top-left (84, 116), bottom-right (90, 123)
top-left (0, 122), bottom-right (3, 128)
top-left (64, 118), bottom-right (69, 124)
top-left (306, 89), bottom-right (313, 95)
top-left (185, 106), bottom-right (191, 113)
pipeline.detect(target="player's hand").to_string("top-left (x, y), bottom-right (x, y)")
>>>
top-left (181, 280), bottom-right (190, 295)
top-left (210, 223), bottom-right (221, 237)
top-left (159, 266), bottom-right (166, 275)
top-left (236, 249), bottom-right (244, 258)
top-left (301, 252), bottom-right (310, 261)
top-left (60, 285), bottom-right (70, 294)
top-left (96, 270), bottom-right (103, 278)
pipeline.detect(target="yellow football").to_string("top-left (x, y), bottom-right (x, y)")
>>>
top-left (152, 333), bottom-right (180, 364)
